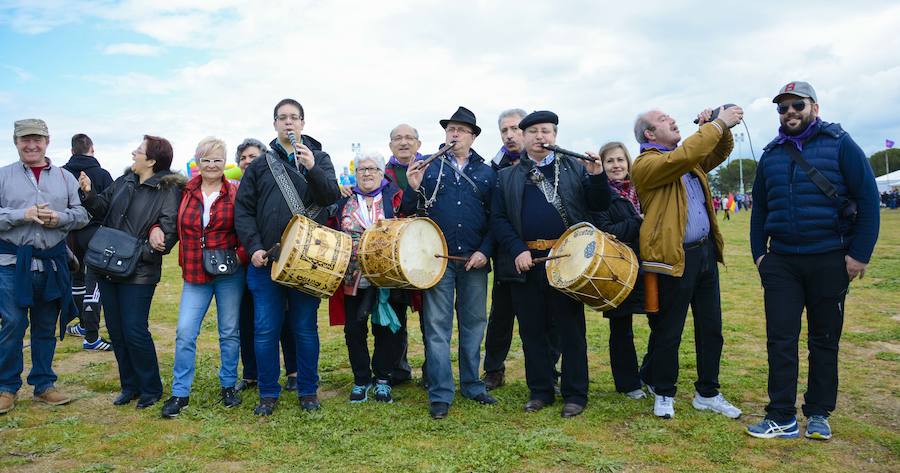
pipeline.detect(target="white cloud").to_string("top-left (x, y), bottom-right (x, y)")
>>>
top-left (3, 64), bottom-right (32, 81)
top-left (102, 43), bottom-right (162, 56)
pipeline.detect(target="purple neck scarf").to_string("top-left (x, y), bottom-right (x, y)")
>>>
top-left (640, 142), bottom-right (673, 152)
top-left (353, 178), bottom-right (390, 197)
top-left (775, 117), bottom-right (821, 151)
top-left (501, 146), bottom-right (521, 161)
top-left (388, 152), bottom-right (423, 167)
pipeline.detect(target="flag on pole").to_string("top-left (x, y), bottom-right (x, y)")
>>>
top-left (727, 192), bottom-right (736, 212)
top-left (887, 139), bottom-right (895, 149)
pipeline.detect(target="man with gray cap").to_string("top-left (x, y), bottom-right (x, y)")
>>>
top-left (747, 81), bottom-right (880, 440)
top-left (0, 119), bottom-right (89, 414)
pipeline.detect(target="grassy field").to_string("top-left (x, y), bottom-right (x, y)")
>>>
top-left (1, 210), bottom-right (898, 473)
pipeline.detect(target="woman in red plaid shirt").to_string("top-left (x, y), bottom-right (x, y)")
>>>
top-left (161, 137), bottom-right (247, 418)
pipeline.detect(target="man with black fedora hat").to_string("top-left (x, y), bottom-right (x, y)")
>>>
top-left (402, 106), bottom-right (498, 419)
top-left (491, 110), bottom-right (610, 418)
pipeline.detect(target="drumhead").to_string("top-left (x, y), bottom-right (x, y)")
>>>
top-left (548, 223), bottom-right (599, 287)
top-left (398, 218), bottom-right (447, 288)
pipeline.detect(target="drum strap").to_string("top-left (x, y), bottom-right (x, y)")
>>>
top-left (265, 151), bottom-right (323, 220)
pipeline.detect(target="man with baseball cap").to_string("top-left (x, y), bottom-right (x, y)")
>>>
top-left (0, 119), bottom-right (89, 414)
top-left (747, 81), bottom-right (880, 440)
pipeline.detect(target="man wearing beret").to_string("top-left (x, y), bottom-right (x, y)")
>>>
top-left (0, 119), bottom-right (89, 414)
top-left (403, 106), bottom-right (498, 419)
top-left (631, 105), bottom-right (743, 420)
top-left (491, 110), bottom-right (609, 418)
top-left (747, 81), bottom-right (880, 440)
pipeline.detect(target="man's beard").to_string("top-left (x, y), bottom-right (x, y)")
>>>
top-left (781, 113), bottom-right (814, 135)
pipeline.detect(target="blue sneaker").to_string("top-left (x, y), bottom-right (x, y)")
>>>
top-left (373, 380), bottom-right (393, 404)
top-left (66, 324), bottom-right (86, 337)
top-left (349, 383), bottom-right (370, 403)
top-left (746, 417), bottom-right (799, 439)
top-left (83, 337), bottom-right (112, 351)
top-left (805, 415), bottom-right (832, 440)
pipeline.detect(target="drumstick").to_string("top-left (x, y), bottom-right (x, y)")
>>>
top-left (434, 254), bottom-right (469, 262)
top-left (532, 254), bottom-right (570, 264)
top-left (264, 243), bottom-right (281, 261)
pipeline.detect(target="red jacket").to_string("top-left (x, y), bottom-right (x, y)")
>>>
top-left (177, 175), bottom-right (245, 284)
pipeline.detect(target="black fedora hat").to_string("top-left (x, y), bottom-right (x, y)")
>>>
top-left (439, 106), bottom-right (481, 136)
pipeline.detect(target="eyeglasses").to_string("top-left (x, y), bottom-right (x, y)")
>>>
top-left (777, 100), bottom-right (808, 115)
top-left (276, 114), bottom-right (303, 122)
top-left (445, 126), bottom-right (473, 135)
top-left (199, 158), bottom-right (225, 166)
top-left (356, 167), bottom-right (381, 175)
top-left (390, 135), bottom-right (419, 142)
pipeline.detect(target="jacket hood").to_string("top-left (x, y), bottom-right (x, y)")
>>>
top-left (122, 168), bottom-right (187, 189)
top-left (64, 154), bottom-right (102, 173)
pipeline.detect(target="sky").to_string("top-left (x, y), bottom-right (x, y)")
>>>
top-left (1, 0), bottom-right (899, 179)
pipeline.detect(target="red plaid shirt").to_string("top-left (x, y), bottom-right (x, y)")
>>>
top-left (177, 175), bottom-right (244, 284)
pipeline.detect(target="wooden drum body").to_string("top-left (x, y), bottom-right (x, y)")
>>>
top-left (358, 217), bottom-right (448, 289)
top-left (271, 214), bottom-right (352, 298)
top-left (545, 222), bottom-right (638, 311)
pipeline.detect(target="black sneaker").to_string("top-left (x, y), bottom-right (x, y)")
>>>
top-left (221, 387), bottom-right (241, 408)
top-left (299, 395), bottom-right (321, 411)
top-left (254, 397), bottom-right (278, 416)
top-left (429, 401), bottom-right (450, 419)
top-left (284, 376), bottom-right (298, 392)
top-left (471, 392), bottom-right (497, 405)
top-left (373, 380), bottom-right (393, 403)
top-left (161, 396), bottom-right (189, 418)
top-left (482, 371), bottom-right (504, 390)
top-left (236, 379), bottom-right (257, 392)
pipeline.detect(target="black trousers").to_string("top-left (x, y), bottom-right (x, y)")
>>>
top-left (512, 269), bottom-right (588, 406)
top-left (344, 287), bottom-right (405, 385)
top-left (608, 315), bottom-right (642, 393)
top-left (99, 281), bottom-right (162, 398)
top-left (390, 291), bottom-right (413, 383)
top-left (759, 251), bottom-right (848, 422)
top-left (643, 238), bottom-right (723, 398)
top-left (483, 279), bottom-right (516, 374)
top-left (69, 229), bottom-right (101, 341)
top-left (238, 288), bottom-right (297, 380)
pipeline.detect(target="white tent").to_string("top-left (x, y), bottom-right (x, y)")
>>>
top-left (876, 170), bottom-right (900, 192)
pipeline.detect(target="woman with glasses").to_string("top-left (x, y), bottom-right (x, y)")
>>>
top-left (161, 137), bottom-right (246, 418)
top-left (328, 151), bottom-right (405, 404)
top-left (78, 135), bottom-right (184, 409)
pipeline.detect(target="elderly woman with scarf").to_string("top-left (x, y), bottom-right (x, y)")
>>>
top-left (328, 151), bottom-right (405, 404)
top-left (594, 141), bottom-right (649, 401)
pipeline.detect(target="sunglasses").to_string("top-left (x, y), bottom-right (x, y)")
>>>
top-left (777, 100), bottom-right (808, 115)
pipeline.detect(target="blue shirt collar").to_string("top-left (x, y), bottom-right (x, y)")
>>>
top-left (640, 142), bottom-right (673, 152)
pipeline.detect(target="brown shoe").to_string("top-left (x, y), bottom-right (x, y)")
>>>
top-left (561, 402), bottom-right (585, 418)
top-left (482, 371), bottom-right (505, 391)
top-left (33, 387), bottom-right (71, 406)
top-left (0, 392), bottom-right (16, 414)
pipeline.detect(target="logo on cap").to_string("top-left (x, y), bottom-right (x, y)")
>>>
top-left (784, 82), bottom-right (796, 92)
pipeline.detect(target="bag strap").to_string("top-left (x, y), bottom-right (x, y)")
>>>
top-left (434, 154), bottom-right (484, 198)
top-left (266, 150), bottom-right (306, 215)
top-left (783, 143), bottom-right (839, 200)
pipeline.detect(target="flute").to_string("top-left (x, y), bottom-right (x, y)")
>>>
top-left (419, 141), bottom-right (458, 167)
top-left (541, 143), bottom-right (598, 163)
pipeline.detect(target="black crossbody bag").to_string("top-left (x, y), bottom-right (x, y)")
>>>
top-left (85, 184), bottom-right (143, 278)
top-left (783, 144), bottom-right (858, 223)
top-left (199, 199), bottom-right (240, 276)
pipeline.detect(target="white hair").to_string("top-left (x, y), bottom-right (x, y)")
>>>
top-left (355, 151), bottom-right (386, 173)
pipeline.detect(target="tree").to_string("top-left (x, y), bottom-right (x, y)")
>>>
top-left (709, 159), bottom-right (757, 195)
top-left (868, 148), bottom-right (900, 176)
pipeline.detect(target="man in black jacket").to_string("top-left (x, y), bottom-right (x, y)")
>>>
top-left (63, 134), bottom-right (113, 351)
top-left (234, 98), bottom-right (340, 416)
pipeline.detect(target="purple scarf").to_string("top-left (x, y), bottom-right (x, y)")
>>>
top-left (640, 142), bottom-right (673, 152)
top-left (353, 178), bottom-right (391, 197)
top-left (501, 146), bottom-right (521, 161)
top-left (388, 152), bottom-right (423, 167)
top-left (774, 117), bottom-right (821, 151)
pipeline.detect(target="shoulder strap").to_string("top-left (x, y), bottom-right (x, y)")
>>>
top-left (435, 155), bottom-right (484, 198)
top-left (266, 150), bottom-right (306, 215)
top-left (783, 143), bottom-right (839, 200)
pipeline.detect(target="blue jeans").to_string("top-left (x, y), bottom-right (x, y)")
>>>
top-left (422, 261), bottom-right (488, 404)
top-left (0, 266), bottom-right (59, 395)
top-left (171, 269), bottom-right (244, 397)
top-left (246, 265), bottom-right (320, 399)
top-left (99, 281), bottom-right (162, 398)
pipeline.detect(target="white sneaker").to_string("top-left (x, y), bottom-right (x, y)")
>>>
top-left (653, 394), bottom-right (674, 418)
top-left (692, 392), bottom-right (742, 419)
top-left (625, 388), bottom-right (646, 400)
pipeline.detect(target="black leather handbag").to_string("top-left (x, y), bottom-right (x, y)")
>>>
top-left (200, 202), bottom-right (239, 276)
top-left (85, 226), bottom-right (142, 278)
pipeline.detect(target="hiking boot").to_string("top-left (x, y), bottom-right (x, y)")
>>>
top-left (429, 401), bottom-right (449, 419)
top-left (300, 395), bottom-right (321, 411)
top-left (471, 392), bottom-right (497, 405)
top-left (482, 371), bottom-right (504, 391)
top-left (746, 417), bottom-right (800, 439)
top-left (349, 383), bottom-right (371, 403)
top-left (254, 397), bottom-right (278, 416)
top-left (33, 387), bottom-right (71, 406)
top-left (692, 392), bottom-right (742, 419)
top-left (236, 379), bottom-right (257, 392)
top-left (805, 415), bottom-right (832, 440)
top-left (0, 392), bottom-right (16, 414)
top-left (373, 380), bottom-right (393, 404)
top-left (83, 337), bottom-right (112, 351)
top-left (284, 376), bottom-right (298, 392)
top-left (221, 387), bottom-right (241, 408)
top-left (653, 394), bottom-right (674, 419)
top-left (161, 396), bottom-right (189, 418)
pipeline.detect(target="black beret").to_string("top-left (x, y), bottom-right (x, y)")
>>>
top-left (518, 110), bottom-right (558, 131)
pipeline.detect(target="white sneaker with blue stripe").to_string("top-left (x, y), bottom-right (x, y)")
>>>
top-left (746, 417), bottom-right (800, 439)
top-left (692, 392), bottom-right (742, 419)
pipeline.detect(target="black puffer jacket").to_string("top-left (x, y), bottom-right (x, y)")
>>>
top-left (63, 154), bottom-right (114, 256)
top-left (81, 169), bottom-right (185, 285)
top-left (595, 191), bottom-right (645, 318)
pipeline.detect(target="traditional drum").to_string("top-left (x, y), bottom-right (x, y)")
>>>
top-left (358, 217), bottom-right (448, 289)
top-left (271, 214), bottom-right (352, 298)
top-left (545, 222), bottom-right (638, 311)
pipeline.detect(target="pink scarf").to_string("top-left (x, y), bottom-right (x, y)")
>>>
top-left (609, 179), bottom-right (641, 214)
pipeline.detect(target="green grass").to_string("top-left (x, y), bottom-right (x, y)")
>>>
top-left (2, 210), bottom-right (898, 472)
